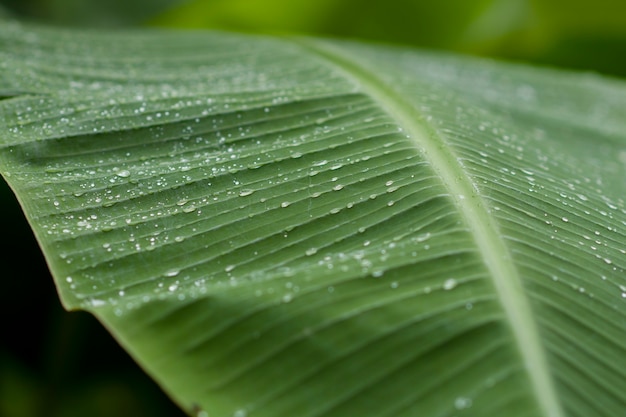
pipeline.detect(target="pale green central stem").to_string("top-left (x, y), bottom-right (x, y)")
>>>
top-left (297, 38), bottom-right (564, 417)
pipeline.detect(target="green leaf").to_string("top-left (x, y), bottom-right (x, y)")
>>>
top-left (1, 19), bottom-right (626, 417)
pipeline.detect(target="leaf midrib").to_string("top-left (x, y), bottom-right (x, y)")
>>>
top-left (295, 37), bottom-right (564, 417)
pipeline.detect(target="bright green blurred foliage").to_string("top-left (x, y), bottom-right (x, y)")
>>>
top-left (150, 0), bottom-right (626, 77)
top-left (2, 0), bottom-right (625, 76)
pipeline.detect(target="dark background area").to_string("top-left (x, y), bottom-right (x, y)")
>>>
top-left (1, 0), bottom-right (625, 416)
top-left (0, 180), bottom-right (187, 417)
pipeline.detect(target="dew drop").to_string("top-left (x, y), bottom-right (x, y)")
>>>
top-left (454, 397), bottom-right (472, 410)
top-left (116, 170), bottom-right (130, 178)
top-left (443, 278), bottom-right (457, 290)
top-left (239, 189), bottom-right (254, 197)
top-left (89, 299), bottom-right (106, 307)
top-left (414, 232), bottom-right (431, 242)
top-left (165, 269), bottom-right (180, 277)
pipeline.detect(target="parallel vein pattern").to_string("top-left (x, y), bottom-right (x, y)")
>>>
top-left (297, 38), bottom-right (564, 417)
top-left (1, 21), bottom-right (625, 417)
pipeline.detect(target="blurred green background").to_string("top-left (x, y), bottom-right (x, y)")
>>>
top-left (1, 0), bottom-right (625, 416)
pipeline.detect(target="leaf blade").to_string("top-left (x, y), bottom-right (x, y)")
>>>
top-left (1, 21), bottom-right (625, 417)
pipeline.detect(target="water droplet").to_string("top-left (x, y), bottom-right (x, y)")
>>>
top-left (168, 283), bottom-right (179, 292)
top-left (239, 189), bottom-right (254, 197)
top-left (183, 204), bottom-right (197, 213)
top-left (414, 233), bottom-right (431, 242)
top-left (281, 201), bottom-right (291, 208)
top-left (165, 269), bottom-right (180, 277)
top-left (443, 278), bottom-right (457, 290)
top-left (116, 170), bottom-right (130, 178)
top-left (454, 397), bottom-right (472, 410)
top-left (89, 299), bottom-right (106, 307)
top-left (305, 248), bottom-right (318, 256)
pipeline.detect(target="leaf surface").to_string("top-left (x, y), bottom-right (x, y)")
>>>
top-left (1, 20), bottom-right (626, 417)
